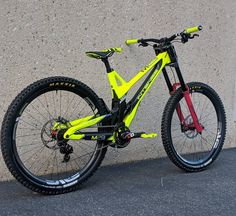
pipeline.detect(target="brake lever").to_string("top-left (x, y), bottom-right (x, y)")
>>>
top-left (138, 42), bottom-right (149, 47)
top-left (189, 34), bottom-right (199, 39)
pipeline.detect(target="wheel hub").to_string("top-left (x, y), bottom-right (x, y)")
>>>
top-left (182, 115), bottom-right (199, 139)
top-left (41, 118), bottom-right (74, 162)
top-left (41, 119), bottom-right (60, 149)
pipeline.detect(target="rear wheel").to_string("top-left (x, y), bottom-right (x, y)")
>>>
top-left (1, 76), bottom-right (108, 194)
top-left (161, 82), bottom-right (226, 172)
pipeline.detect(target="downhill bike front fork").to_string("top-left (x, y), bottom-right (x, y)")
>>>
top-left (162, 67), bottom-right (203, 134)
top-left (171, 83), bottom-right (203, 133)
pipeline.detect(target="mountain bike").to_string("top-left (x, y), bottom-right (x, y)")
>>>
top-left (1, 26), bottom-right (226, 195)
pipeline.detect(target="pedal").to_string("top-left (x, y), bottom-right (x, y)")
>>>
top-left (140, 133), bottom-right (157, 138)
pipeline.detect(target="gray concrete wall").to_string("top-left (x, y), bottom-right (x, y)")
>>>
top-left (1, 0), bottom-right (236, 180)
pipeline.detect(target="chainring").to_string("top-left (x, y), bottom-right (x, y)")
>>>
top-left (109, 126), bottom-right (131, 148)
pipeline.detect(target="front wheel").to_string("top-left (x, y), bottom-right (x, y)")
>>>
top-left (161, 82), bottom-right (226, 172)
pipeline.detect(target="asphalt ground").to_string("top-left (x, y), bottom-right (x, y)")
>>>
top-left (0, 148), bottom-right (235, 216)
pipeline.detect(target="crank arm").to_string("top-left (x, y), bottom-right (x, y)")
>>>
top-left (107, 132), bottom-right (158, 143)
top-left (131, 132), bottom-right (158, 139)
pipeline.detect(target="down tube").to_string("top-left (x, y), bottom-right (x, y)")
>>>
top-left (124, 54), bottom-right (171, 127)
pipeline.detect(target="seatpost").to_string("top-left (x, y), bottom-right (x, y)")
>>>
top-left (101, 58), bottom-right (113, 73)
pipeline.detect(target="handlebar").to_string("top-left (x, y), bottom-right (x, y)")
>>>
top-left (125, 25), bottom-right (202, 46)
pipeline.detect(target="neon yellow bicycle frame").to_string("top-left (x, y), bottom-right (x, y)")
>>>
top-left (55, 24), bottom-right (203, 141)
top-left (59, 51), bottom-right (171, 141)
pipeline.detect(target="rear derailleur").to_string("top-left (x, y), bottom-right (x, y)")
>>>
top-left (57, 129), bottom-right (73, 162)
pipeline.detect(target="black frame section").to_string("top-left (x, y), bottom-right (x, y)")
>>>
top-left (162, 67), bottom-right (173, 92)
top-left (125, 59), bottom-right (163, 115)
top-left (102, 58), bottom-right (113, 73)
top-left (162, 44), bottom-right (187, 92)
top-left (78, 132), bottom-right (113, 141)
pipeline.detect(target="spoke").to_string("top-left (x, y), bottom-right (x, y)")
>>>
top-left (77, 141), bottom-right (94, 156)
top-left (55, 150), bottom-right (60, 180)
top-left (19, 145), bottom-right (43, 156)
top-left (16, 132), bottom-right (41, 138)
top-left (44, 93), bottom-right (53, 119)
top-left (22, 145), bottom-right (45, 162)
top-left (29, 103), bottom-right (51, 122)
top-left (52, 91), bottom-right (57, 118)
top-left (68, 98), bottom-right (84, 120)
top-left (18, 118), bottom-right (42, 130)
top-left (200, 111), bottom-right (215, 122)
top-left (17, 127), bottom-right (39, 131)
top-left (199, 134), bottom-right (204, 153)
top-left (175, 134), bottom-right (188, 145)
top-left (199, 101), bottom-right (211, 120)
top-left (42, 150), bottom-right (56, 177)
top-left (192, 93), bottom-right (202, 117)
top-left (63, 94), bottom-right (76, 119)
top-left (27, 146), bottom-right (46, 171)
top-left (173, 134), bottom-right (188, 149)
top-left (204, 128), bottom-right (217, 136)
top-left (71, 140), bottom-right (96, 150)
top-left (74, 150), bottom-right (88, 164)
top-left (70, 144), bottom-right (107, 163)
top-left (69, 158), bottom-right (76, 174)
top-left (72, 152), bottom-right (85, 168)
top-left (51, 150), bottom-right (57, 180)
top-left (83, 110), bottom-right (94, 119)
top-left (203, 131), bottom-right (215, 144)
top-left (192, 136), bottom-right (197, 161)
top-left (171, 132), bottom-right (185, 139)
top-left (202, 122), bottom-right (217, 129)
top-left (77, 103), bottom-right (89, 116)
top-left (37, 97), bottom-right (54, 120)
top-left (200, 115), bottom-right (216, 125)
top-left (199, 133), bottom-right (209, 152)
top-left (18, 142), bottom-right (42, 148)
top-left (23, 110), bottom-right (44, 126)
top-left (198, 96), bottom-right (208, 119)
top-left (178, 136), bottom-right (188, 155)
top-left (171, 125), bottom-right (182, 131)
top-left (201, 135), bottom-right (213, 148)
